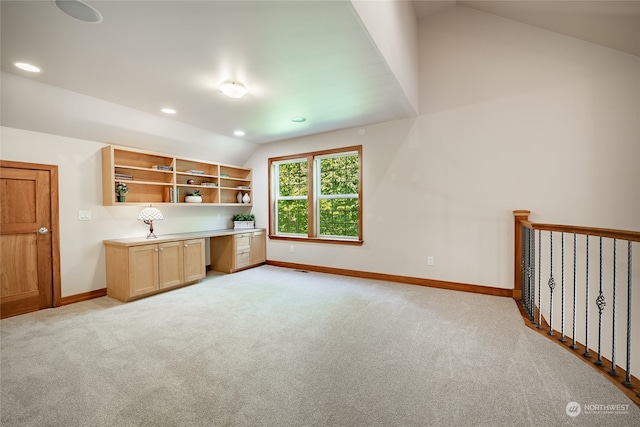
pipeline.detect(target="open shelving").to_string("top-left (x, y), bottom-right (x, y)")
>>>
top-left (102, 145), bottom-right (252, 206)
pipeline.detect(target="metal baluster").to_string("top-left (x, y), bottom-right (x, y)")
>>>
top-left (623, 242), bottom-right (633, 388)
top-left (530, 228), bottom-right (536, 323)
top-left (522, 225), bottom-right (528, 317)
top-left (609, 239), bottom-right (618, 376)
top-left (595, 237), bottom-right (606, 366)
top-left (537, 230), bottom-right (543, 330)
top-left (560, 232), bottom-right (566, 342)
top-left (583, 235), bottom-right (591, 358)
top-left (548, 231), bottom-right (555, 336)
top-left (571, 234), bottom-right (578, 350)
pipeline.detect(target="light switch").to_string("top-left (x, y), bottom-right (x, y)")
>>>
top-left (78, 210), bottom-right (92, 221)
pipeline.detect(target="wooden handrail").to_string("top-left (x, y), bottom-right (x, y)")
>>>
top-left (520, 222), bottom-right (640, 242)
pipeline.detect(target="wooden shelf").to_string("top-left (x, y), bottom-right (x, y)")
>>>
top-left (102, 145), bottom-right (252, 206)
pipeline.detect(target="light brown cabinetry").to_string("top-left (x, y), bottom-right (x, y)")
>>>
top-left (102, 145), bottom-right (252, 206)
top-left (106, 238), bottom-right (205, 302)
top-left (183, 239), bottom-right (206, 283)
top-left (211, 230), bottom-right (266, 273)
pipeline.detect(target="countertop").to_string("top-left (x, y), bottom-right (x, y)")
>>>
top-left (103, 228), bottom-right (265, 246)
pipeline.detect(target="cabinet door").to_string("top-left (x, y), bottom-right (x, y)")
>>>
top-left (183, 238), bottom-right (205, 282)
top-left (128, 244), bottom-right (159, 297)
top-left (250, 230), bottom-right (266, 264)
top-left (159, 241), bottom-right (184, 289)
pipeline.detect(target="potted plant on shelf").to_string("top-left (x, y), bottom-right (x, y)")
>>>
top-left (185, 190), bottom-right (203, 203)
top-left (115, 182), bottom-right (128, 202)
top-left (233, 213), bottom-right (255, 229)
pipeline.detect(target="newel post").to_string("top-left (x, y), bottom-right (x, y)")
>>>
top-left (513, 210), bottom-right (531, 300)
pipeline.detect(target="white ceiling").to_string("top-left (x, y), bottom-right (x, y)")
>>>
top-left (2, 1), bottom-right (638, 146)
top-left (1, 0), bottom-right (411, 144)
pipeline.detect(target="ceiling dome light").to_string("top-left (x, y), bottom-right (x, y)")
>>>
top-left (233, 130), bottom-right (246, 137)
top-left (219, 82), bottom-right (248, 98)
top-left (161, 108), bottom-right (176, 114)
top-left (54, 0), bottom-right (103, 23)
top-left (291, 116), bottom-right (307, 123)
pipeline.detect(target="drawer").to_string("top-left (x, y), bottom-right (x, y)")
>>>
top-left (235, 248), bottom-right (251, 268)
top-left (235, 233), bottom-right (250, 248)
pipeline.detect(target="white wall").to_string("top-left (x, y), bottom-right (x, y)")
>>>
top-left (0, 127), bottom-right (253, 298)
top-left (245, 6), bottom-right (640, 290)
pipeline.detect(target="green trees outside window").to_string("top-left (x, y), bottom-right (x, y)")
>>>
top-left (276, 160), bottom-right (308, 235)
top-left (317, 155), bottom-right (359, 238)
top-left (270, 146), bottom-right (362, 243)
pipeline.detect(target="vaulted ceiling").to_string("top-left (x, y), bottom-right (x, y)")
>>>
top-left (414, 1), bottom-right (640, 57)
top-left (2, 1), bottom-right (638, 145)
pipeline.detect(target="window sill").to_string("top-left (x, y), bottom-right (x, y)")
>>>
top-left (268, 234), bottom-right (364, 246)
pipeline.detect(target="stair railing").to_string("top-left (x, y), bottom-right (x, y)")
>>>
top-left (513, 210), bottom-right (640, 405)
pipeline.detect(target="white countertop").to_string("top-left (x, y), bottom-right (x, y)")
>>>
top-left (104, 228), bottom-right (265, 246)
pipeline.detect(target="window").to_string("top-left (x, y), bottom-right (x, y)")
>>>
top-left (269, 146), bottom-right (362, 245)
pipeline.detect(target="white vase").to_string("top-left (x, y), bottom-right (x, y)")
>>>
top-left (185, 195), bottom-right (202, 203)
top-left (242, 193), bottom-right (250, 204)
top-left (237, 192), bottom-right (243, 203)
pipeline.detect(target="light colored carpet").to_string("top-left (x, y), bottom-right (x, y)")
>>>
top-left (1, 265), bottom-right (638, 426)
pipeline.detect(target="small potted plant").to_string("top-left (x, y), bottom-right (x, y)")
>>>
top-left (115, 182), bottom-right (128, 202)
top-left (185, 190), bottom-right (202, 203)
top-left (233, 213), bottom-right (255, 229)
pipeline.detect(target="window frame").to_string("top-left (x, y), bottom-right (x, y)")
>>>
top-left (268, 145), bottom-right (363, 246)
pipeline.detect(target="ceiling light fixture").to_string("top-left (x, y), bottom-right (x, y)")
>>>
top-left (291, 116), bottom-right (307, 123)
top-left (54, 0), bottom-right (103, 23)
top-left (233, 130), bottom-right (246, 137)
top-left (14, 62), bottom-right (41, 73)
top-left (219, 82), bottom-right (248, 99)
top-left (161, 108), bottom-right (176, 115)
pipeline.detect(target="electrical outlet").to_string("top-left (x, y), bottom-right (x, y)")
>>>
top-left (427, 256), bottom-right (434, 266)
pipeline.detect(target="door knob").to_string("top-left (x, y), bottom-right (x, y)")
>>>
top-left (37, 227), bottom-right (49, 234)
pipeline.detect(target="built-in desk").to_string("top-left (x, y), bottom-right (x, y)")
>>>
top-left (104, 228), bottom-right (266, 302)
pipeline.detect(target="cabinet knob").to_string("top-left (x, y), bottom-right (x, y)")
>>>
top-left (184, 244), bottom-right (188, 248)
top-left (160, 248), bottom-right (164, 251)
top-left (155, 248), bottom-right (158, 252)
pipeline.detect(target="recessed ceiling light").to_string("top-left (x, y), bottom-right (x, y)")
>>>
top-left (14, 62), bottom-right (41, 73)
top-left (219, 82), bottom-right (248, 98)
top-left (54, 0), bottom-right (103, 23)
top-left (161, 108), bottom-right (176, 115)
top-left (234, 130), bottom-right (246, 137)
top-left (291, 116), bottom-right (307, 123)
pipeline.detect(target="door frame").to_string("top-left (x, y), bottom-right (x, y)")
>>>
top-left (1, 160), bottom-right (62, 307)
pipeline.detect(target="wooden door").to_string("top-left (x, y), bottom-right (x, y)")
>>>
top-left (128, 244), bottom-right (159, 297)
top-left (0, 161), bottom-right (60, 318)
top-left (183, 238), bottom-right (205, 282)
top-left (159, 241), bottom-right (183, 289)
